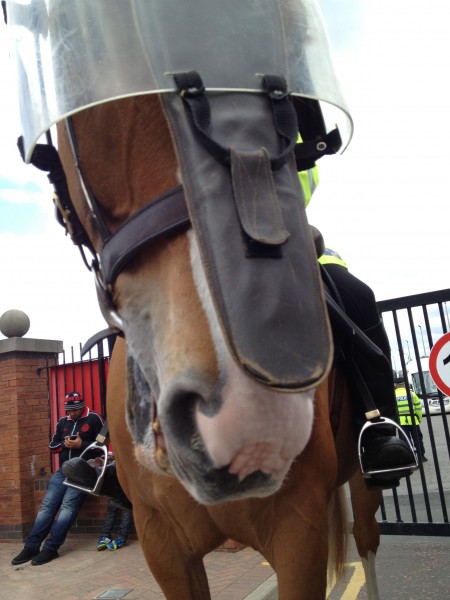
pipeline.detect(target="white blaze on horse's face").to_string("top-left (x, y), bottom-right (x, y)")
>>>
top-left (123, 229), bottom-right (315, 505)
top-left (189, 232), bottom-right (315, 485)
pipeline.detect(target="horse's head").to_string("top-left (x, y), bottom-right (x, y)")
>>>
top-left (55, 95), bottom-right (321, 504)
top-left (8, 0), bottom-right (352, 504)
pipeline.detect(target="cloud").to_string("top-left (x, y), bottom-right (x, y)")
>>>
top-left (0, 226), bottom-right (106, 350)
top-left (0, 21), bottom-right (107, 351)
top-left (1, 1), bottom-right (449, 351)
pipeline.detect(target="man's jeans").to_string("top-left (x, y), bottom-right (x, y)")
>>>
top-left (25, 468), bottom-right (87, 552)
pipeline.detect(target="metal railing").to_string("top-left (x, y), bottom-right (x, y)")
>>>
top-left (46, 291), bottom-right (450, 534)
top-left (377, 288), bottom-right (450, 535)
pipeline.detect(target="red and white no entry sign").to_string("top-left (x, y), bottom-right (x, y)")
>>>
top-left (429, 332), bottom-right (450, 396)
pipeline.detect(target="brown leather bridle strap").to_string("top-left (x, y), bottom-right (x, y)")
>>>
top-left (100, 185), bottom-right (190, 284)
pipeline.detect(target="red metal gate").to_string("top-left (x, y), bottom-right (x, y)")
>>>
top-left (47, 341), bottom-right (112, 470)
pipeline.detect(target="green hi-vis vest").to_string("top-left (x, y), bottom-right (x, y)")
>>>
top-left (395, 386), bottom-right (423, 425)
top-left (297, 134), bottom-right (346, 269)
top-left (297, 133), bottom-right (319, 207)
top-left (299, 166), bottom-right (319, 207)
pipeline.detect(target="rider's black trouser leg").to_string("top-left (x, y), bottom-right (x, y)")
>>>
top-left (322, 264), bottom-right (399, 429)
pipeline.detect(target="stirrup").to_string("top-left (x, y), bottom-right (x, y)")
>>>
top-left (358, 416), bottom-right (419, 479)
top-left (63, 441), bottom-right (108, 495)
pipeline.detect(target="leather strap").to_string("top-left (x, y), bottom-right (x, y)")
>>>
top-left (100, 186), bottom-right (190, 284)
top-left (96, 419), bottom-right (110, 445)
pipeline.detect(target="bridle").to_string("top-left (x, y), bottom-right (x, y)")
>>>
top-left (19, 82), bottom-right (341, 338)
top-left (18, 84), bottom-right (390, 411)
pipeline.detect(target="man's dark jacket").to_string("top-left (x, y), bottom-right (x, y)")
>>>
top-left (49, 408), bottom-right (104, 466)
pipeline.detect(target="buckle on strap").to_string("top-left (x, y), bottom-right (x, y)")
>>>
top-left (63, 441), bottom-right (108, 495)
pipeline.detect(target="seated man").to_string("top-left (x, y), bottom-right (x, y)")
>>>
top-left (12, 393), bottom-right (104, 566)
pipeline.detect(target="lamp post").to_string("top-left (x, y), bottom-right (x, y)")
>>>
top-left (418, 325), bottom-right (426, 357)
top-left (404, 340), bottom-right (411, 362)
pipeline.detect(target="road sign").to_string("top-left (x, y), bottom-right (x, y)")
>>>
top-left (429, 332), bottom-right (450, 396)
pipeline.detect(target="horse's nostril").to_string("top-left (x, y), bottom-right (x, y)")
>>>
top-left (161, 388), bottom-right (203, 444)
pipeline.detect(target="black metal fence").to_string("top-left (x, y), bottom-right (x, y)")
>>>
top-left (50, 291), bottom-right (450, 535)
top-left (377, 288), bottom-right (450, 535)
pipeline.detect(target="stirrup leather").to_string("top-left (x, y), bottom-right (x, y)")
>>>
top-left (358, 417), bottom-right (419, 479)
top-left (63, 441), bottom-right (108, 495)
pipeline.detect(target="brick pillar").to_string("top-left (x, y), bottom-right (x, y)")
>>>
top-left (0, 337), bottom-right (62, 542)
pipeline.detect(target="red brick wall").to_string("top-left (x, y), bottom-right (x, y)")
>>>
top-left (0, 347), bottom-right (125, 542)
top-left (0, 351), bottom-right (55, 541)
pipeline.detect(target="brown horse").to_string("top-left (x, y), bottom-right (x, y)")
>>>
top-left (53, 95), bottom-right (383, 599)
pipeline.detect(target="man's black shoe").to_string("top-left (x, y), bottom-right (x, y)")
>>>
top-left (361, 434), bottom-right (417, 479)
top-left (11, 546), bottom-right (39, 565)
top-left (31, 547), bottom-right (58, 565)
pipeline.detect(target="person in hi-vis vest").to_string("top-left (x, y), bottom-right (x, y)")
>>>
top-left (394, 378), bottom-right (427, 461)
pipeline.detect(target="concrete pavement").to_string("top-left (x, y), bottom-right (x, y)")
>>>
top-left (2, 534), bottom-right (449, 599)
top-left (2, 538), bottom-right (274, 600)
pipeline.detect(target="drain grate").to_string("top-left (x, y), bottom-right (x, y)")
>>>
top-left (94, 589), bottom-right (133, 599)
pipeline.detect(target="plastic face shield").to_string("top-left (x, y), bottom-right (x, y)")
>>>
top-left (6, 0), bottom-right (352, 161)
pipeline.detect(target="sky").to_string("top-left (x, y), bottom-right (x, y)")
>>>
top-left (0, 0), bottom-right (449, 354)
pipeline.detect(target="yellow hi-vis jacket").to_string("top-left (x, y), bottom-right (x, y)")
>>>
top-left (297, 133), bottom-right (319, 207)
top-left (395, 386), bottom-right (423, 425)
top-left (317, 248), bottom-right (348, 269)
top-left (297, 134), bottom-right (347, 270)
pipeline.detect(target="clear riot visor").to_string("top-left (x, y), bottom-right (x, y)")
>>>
top-left (7, 0), bottom-right (353, 162)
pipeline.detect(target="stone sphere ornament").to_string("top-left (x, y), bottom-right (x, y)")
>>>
top-left (0, 309), bottom-right (31, 338)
